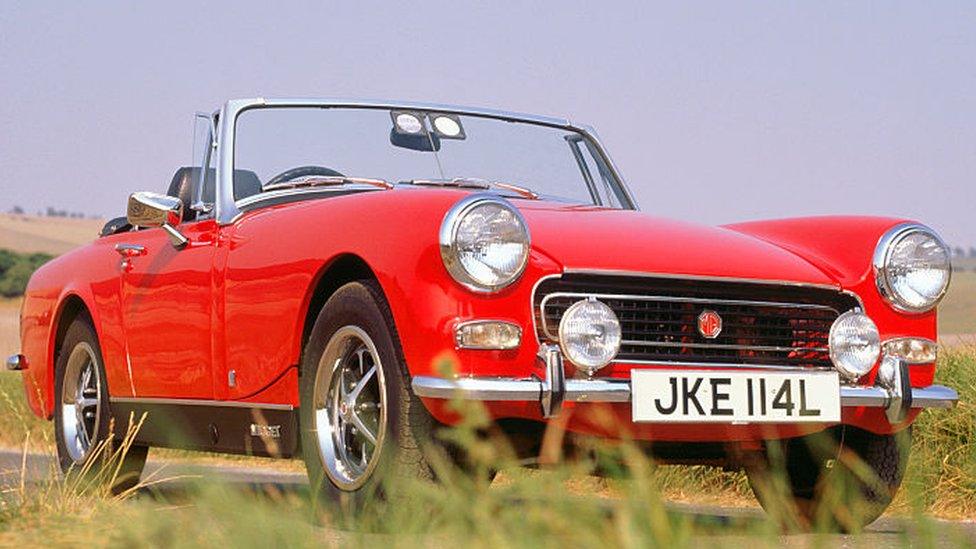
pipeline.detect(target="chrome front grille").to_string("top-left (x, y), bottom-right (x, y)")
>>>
top-left (534, 274), bottom-right (860, 369)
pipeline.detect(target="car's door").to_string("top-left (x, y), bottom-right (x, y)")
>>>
top-left (116, 219), bottom-right (218, 398)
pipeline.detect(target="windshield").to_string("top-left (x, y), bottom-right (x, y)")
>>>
top-left (233, 106), bottom-right (631, 207)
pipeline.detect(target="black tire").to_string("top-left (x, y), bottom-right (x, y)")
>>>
top-left (745, 426), bottom-right (910, 532)
top-left (53, 316), bottom-right (148, 493)
top-left (299, 281), bottom-right (438, 511)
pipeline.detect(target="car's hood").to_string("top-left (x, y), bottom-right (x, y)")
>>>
top-left (517, 202), bottom-right (837, 286)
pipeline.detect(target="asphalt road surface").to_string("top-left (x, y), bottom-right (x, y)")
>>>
top-left (1, 450), bottom-right (972, 547)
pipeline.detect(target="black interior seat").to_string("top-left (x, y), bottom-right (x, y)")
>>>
top-left (166, 167), bottom-right (262, 219)
top-left (166, 167), bottom-right (199, 221)
top-left (233, 170), bottom-right (262, 201)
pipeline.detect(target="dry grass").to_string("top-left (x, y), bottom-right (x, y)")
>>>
top-left (0, 299), bottom-right (21, 363)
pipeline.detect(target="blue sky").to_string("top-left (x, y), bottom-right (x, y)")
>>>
top-left (1, 1), bottom-right (973, 245)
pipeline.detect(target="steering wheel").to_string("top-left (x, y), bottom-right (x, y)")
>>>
top-left (265, 165), bottom-right (345, 186)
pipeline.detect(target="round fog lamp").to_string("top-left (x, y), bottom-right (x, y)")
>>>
top-left (829, 310), bottom-right (881, 380)
top-left (558, 298), bottom-right (621, 376)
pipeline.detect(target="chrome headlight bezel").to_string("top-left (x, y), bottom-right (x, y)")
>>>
top-left (873, 223), bottom-right (952, 314)
top-left (439, 194), bottom-right (531, 293)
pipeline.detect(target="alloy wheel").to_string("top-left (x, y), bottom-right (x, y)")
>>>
top-left (313, 326), bottom-right (388, 491)
top-left (60, 342), bottom-right (101, 462)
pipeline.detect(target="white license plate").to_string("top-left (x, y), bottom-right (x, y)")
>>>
top-left (631, 370), bottom-right (840, 423)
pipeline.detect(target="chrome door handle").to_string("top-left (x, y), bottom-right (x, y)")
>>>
top-left (115, 244), bottom-right (146, 257)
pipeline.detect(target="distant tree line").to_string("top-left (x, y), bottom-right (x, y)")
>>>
top-left (952, 246), bottom-right (976, 260)
top-left (8, 205), bottom-right (98, 219)
top-left (0, 249), bottom-right (53, 297)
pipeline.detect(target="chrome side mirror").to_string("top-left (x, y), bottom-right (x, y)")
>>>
top-left (127, 192), bottom-right (188, 249)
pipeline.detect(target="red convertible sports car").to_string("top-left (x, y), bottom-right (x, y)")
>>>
top-left (9, 98), bottom-right (956, 527)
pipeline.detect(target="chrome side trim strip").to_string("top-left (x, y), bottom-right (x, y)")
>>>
top-left (109, 397), bottom-right (294, 411)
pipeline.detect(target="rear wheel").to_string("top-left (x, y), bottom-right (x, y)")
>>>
top-left (745, 426), bottom-right (909, 532)
top-left (53, 316), bottom-right (147, 493)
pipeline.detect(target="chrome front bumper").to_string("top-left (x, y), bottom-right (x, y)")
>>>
top-left (412, 344), bottom-right (959, 422)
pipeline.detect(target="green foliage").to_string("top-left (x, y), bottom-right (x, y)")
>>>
top-left (901, 348), bottom-right (976, 516)
top-left (0, 248), bottom-right (52, 298)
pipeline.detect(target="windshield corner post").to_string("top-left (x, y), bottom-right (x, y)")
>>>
top-left (216, 98), bottom-right (266, 225)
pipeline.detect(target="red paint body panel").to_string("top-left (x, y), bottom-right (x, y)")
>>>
top-left (118, 220), bottom-right (218, 399)
top-left (18, 187), bottom-right (938, 442)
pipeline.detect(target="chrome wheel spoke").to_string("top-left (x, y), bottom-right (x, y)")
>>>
top-left (348, 410), bottom-right (377, 446)
top-left (80, 365), bottom-right (92, 394)
top-left (348, 365), bottom-right (376, 403)
top-left (334, 419), bottom-right (353, 469)
top-left (356, 348), bottom-right (367, 374)
top-left (338, 369), bottom-right (349, 401)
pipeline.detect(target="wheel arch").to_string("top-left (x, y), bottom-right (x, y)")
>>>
top-left (298, 254), bottom-right (381, 360)
top-left (40, 292), bottom-right (97, 419)
top-left (53, 294), bottom-right (94, 361)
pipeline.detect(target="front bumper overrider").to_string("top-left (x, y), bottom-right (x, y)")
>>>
top-left (412, 344), bottom-right (958, 423)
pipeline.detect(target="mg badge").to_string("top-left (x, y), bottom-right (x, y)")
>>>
top-left (697, 310), bottom-right (722, 339)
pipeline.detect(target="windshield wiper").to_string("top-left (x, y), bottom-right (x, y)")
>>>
top-left (403, 178), bottom-right (539, 199)
top-left (263, 176), bottom-right (394, 192)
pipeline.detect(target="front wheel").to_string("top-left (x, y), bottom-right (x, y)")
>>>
top-left (745, 426), bottom-right (910, 532)
top-left (299, 281), bottom-right (437, 509)
top-left (53, 316), bottom-right (147, 493)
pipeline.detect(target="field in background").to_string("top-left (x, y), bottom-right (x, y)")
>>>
top-left (943, 257), bottom-right (976, 335)
top-left (0, 213), bottom-right (104, 256)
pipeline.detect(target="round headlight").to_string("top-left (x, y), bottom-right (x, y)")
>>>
top-left (829, 310), bottom-right (881, 380)
top-left (874, 224), bottom-right (951, 313)
top-left (439, 195), bottom-right (530, 292)
top-left (558, 298), bottom-right (622, 376)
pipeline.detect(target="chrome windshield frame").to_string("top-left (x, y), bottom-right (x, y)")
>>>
top-left (212, 97), bottom-right (639, 225)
